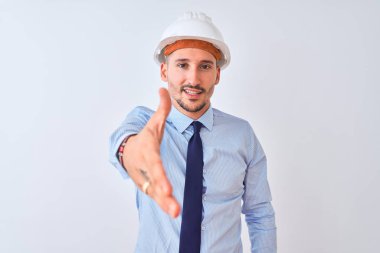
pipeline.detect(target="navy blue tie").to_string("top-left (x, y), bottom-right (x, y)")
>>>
top-left (179, 121), bottom-right (203, 253)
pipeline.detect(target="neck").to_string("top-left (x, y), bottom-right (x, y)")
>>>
top-left (172, 102), bottom-right (210, 120)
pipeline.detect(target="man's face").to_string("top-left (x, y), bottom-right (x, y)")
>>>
top-left (160, 47), bottom-right (221, 119)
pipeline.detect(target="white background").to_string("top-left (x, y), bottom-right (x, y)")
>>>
top-left (1, 0), bottom-right (379, 252)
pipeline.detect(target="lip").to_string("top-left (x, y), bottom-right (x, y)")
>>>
top-left (183, 88), bottom-right (203, 99)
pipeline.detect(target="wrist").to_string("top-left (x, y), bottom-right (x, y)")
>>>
top-left (118, 135), bottom-right (137, 171)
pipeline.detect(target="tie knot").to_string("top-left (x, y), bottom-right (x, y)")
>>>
top-left (192, 121), bottom-right (203, 134)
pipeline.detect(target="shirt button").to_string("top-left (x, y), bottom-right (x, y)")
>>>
top-left (201, 225), bottom-right (206, 231)
top-left (203, 169), bottom-right (206, 175)
top-left (202, 195), bottom-right (207, 201)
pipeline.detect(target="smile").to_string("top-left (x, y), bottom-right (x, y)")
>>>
top-left (183, 87), bottom-right (203, 95)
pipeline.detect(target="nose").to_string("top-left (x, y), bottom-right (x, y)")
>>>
top-left (186, 66), bottom-right (201, 86)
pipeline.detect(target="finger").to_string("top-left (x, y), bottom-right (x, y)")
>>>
top-left (154, 195), bottom-right (181, 218)
top-left (143, 151), bottom-right (172, 196)
top-left (156, 87), bottom-right (171, 120)
top-left (135, 175), bottom-right (180, 218)
top-left (130, 166), bottom-right (152, 194)
top-left (167, 197), bottom-right (181, 218)
top-left (147, 88), bottom-right (171, 139)
top-left (147, 181), bottom-right (180, 218)
top-left (133, 161), bottom-right (180, 218)
top-left (137, 168), bottom-right (180, 218)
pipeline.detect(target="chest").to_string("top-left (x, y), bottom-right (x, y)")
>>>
top-left (161, 129), bottom-right (249, 201)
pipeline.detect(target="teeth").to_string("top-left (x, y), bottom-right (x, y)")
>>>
top-left (184, 89), bottom-right (201, 95)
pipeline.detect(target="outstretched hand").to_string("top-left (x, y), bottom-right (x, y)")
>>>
top-left (122, 88), bottom-right (180, 218)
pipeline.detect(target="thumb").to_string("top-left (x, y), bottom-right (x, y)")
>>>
top-left (146, 88), bottom-right (171, 139)
top-left (156, 87), bottom-right (171, 120)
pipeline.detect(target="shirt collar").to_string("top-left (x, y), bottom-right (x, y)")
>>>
top-left (167, 105), bottom-right (214, 133)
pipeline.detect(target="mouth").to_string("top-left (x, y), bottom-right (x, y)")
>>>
top-left (181, 85), bottom-right (205, 100)
top-left (183, 87), bottom-right (203, 95)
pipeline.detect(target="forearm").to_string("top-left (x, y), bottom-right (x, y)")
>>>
top-left (245, 201), bottom-right (277, 253)
top-left (109, 129), bottom-right (139, 179)
top-left (119, 134), bottom-right (138, 173)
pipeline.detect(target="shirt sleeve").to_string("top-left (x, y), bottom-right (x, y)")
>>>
top-left (108, 106), bottom-right (153, 179)
top-left (242, 124), bottom-right (277, 253)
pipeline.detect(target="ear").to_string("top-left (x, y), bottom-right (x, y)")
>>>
top-left (214, 66), bottom-right (221, 85)
top-left (160, 62), bottom-right (168, 82)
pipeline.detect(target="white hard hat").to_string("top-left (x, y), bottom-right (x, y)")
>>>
top-left (154, 11), bottom-right (231, 69)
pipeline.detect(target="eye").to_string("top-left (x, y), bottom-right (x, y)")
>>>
top-left (177, 63), bottom-right (188, 69)
top-left (200, 64), bottom-right (212, 70)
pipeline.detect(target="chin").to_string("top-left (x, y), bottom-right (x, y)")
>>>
top-left (182, 102), bottom-right (207, 113)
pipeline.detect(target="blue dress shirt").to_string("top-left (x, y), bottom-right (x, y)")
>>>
top-left (109, 105), bottom-right (277, 253)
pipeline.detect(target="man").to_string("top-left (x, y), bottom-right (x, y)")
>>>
top-left (109, 11), bottom-right (276, 253)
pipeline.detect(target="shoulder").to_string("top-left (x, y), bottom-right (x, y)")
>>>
top-left (212, 108), bottom-right (259, 144)
top-left (123, 106), bottom-right (154, 124)
top-left (212, 108), bottom-right (252, 130)
top-left (128, 106), bottom-right (155, 117)
top-left (213, 108), bottom-right (265, 161)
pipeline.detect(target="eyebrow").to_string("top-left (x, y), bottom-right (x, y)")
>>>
top-left (174, 58), bottom-right (215, 65)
